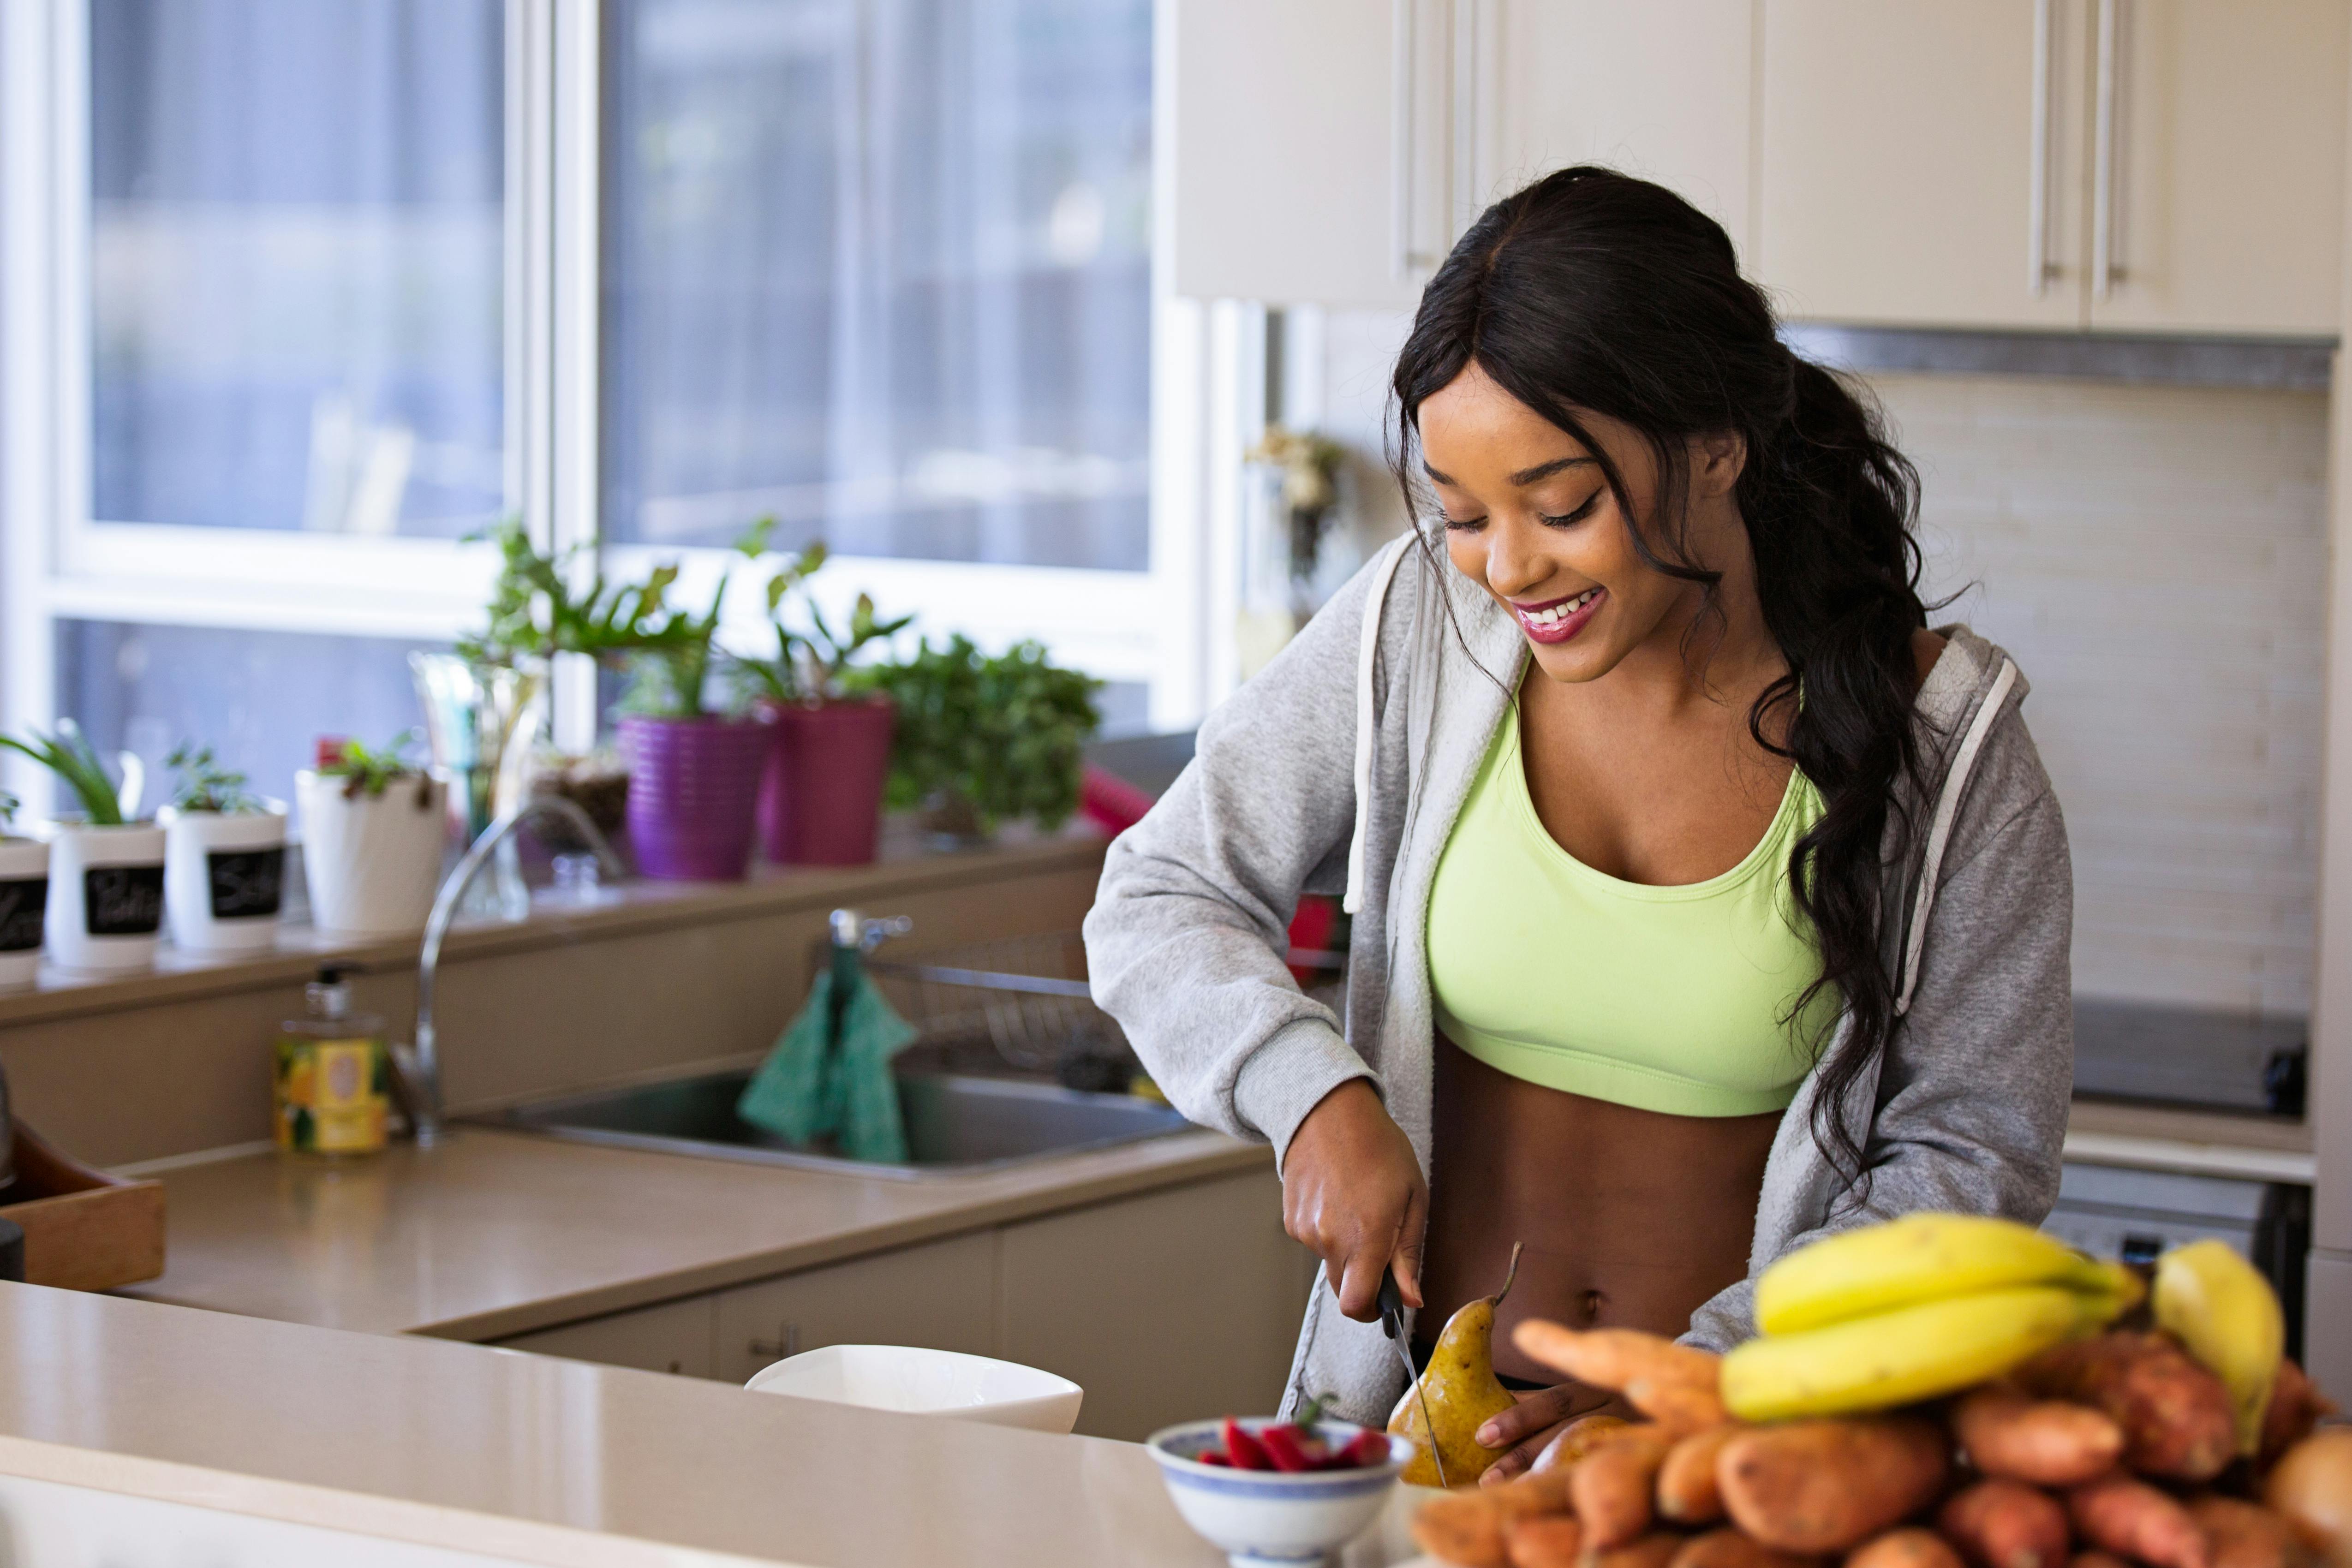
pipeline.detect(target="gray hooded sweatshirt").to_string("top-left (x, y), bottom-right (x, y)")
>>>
top-left (1084, 532), bottom-right (2074, 1425)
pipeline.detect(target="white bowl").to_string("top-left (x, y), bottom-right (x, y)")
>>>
top-left (1146, 1418), bottom-right (1411, 1568)
top-left (744, 1344), bottom-right (1083, 1433)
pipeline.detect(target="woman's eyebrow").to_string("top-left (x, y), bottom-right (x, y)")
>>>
top-left (1507, 455), bottom-right (1598, 486)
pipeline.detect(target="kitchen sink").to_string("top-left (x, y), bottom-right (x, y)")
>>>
top-left (470, 1067), bottom-right (1193, 1179)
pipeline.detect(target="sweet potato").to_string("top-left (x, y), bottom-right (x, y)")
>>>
top-left (1513, 1321), bottom-right (1723, 1394)
top-left (1505, 1514), bottom-right (1584, 1568)
top-left (2258, 1359), bottom-right (2338, 1470)
top-left (1415, 1490), bottom-right (1514, 1568)
top-left (1631, 1377), bottom-right (1733, 1432)
top-left (2067, 1474), bottom-right (2212, 1568)
top-left (2188, 1494), bottom-right (2310, 1568)
top-left (1534, 1413), bottom-right (1632, 1473)
top-left (1848, 1529), bottom-right (1969, 1568)
top-left (1669, 1527), bottom-right (1823, 1568)
top-left (1589, 1533), bottom-right (1691, 1568)
top-left (1659, 1426), bottom-right (1741, 1525)
top-left (1492, 1468), bottom-right (1576, 1520)
top-left (2265, 1430), bottom-right (2352, 1568)
top-left (1573, 1425), bottom-right (1680, 1548)
top-left (1936, 1478), bottom-right (2071, 1568)
top-left (2073, 1555), bottom-right (2135, 1568)
top-left (2017, 1331), bottom-right (2234, 1482)
top-left (1718, 1418), bottom-right (1952, 1554)
top-left (1952, 1385), bottom-right (2126, 1487)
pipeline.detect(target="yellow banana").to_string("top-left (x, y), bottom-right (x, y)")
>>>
top-left (1724, 1284), bottom-right (2102, 1422)
top-left (2153, 1240), bottom-right (2283, 1456)
top-left (1755, 1213), bottom-right (2118, 1335)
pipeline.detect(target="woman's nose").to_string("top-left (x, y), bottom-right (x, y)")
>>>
top-left (1483, 519), bottom-right (1550, 599)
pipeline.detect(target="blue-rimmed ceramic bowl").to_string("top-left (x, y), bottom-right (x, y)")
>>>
top-left (1145, 1418), bottom-right (1412, 1568)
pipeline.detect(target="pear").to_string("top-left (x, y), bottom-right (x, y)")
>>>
top-left (1388, 1243), bottom-right (1522, 1487)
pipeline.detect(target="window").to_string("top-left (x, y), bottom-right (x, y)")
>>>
top-left (1, 0), bottom-right (1192, 824)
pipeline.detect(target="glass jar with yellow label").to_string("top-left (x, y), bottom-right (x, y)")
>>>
top-left (275, 966), bottom-right (391, 1156)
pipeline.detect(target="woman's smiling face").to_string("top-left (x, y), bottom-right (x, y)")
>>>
top-left (1417, 363), bottom-right (1744, 684)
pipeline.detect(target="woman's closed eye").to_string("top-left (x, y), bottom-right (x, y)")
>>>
top-left (1537, 490), bottom-right (1604, 529)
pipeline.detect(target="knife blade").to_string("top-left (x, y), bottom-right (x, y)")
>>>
top-left (1377, 1272), bottom-right (1447, 1488)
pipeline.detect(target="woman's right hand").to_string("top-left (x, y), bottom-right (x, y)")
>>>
top-left (1281, 1079), bottom-right (1428, 1321)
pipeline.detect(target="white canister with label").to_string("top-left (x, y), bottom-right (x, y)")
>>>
top-left (160, 801), bottom-right (288, 953)
top-left (43, 821), bottom-right (167, 973)
top-left (0, 838), bottom-right (51, 989)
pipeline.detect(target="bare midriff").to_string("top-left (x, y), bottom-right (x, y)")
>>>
top-left (1415, 1031), bottom-right (1780, 1390)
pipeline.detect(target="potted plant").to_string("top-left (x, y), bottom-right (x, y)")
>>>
top-left (294, 733), bottom-right (448, 938)
top-left (616, 524), bottom-right (775, 881)
top-left (847, 635), bottom-right (1102, 847)
top-left (0, 791), bottom-right (48, 990)
top-left (156, 743), bottom-right (288, 954)
top-left (733, 540), bottom-right (913, 866)
top-left (0, 723), bottom-right (165, 973)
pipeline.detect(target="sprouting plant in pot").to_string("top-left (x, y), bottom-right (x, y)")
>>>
top-left (0, 722), bottom-right (165, 973)
top-left (728, 537), bottom-right (915, 867)
top-left (0, 789), bottom-right (38, 990)
top-left (298, 731), bottom-right (446, 941)
top-left (458, 518), bottom-right (691, 669)
top-left (613, 520), bottom-right (780, 882)
top-left (845, 634), bottom-right (1103, 844)
top-left (159, 744), bottom-right (286, 954)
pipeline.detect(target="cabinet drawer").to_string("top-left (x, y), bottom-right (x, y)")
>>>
top-left (713, 1232), bottom-right (997, 1387)
top-left (497, 1294), bottom-right (718, 1379)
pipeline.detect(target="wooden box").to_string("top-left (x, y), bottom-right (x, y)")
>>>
top-left (0, 1121), bottom-right (165, 1291)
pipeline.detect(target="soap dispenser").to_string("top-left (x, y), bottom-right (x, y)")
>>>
top-left (274, 966), bottom-right (390, 1156)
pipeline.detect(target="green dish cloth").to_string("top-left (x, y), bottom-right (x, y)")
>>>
top-left (736, 966), bottom-right (919, 1164)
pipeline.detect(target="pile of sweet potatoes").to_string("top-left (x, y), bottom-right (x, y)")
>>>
top-left (1409, 1324), bottom-right (2345, 1568)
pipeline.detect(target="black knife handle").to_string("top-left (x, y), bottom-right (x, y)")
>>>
top-left (1376, 1272), bottom-right (1405, 1338)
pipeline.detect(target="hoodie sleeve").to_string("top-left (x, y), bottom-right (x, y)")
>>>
top-left (1082, 550), bottom-right (1406, 1167)
top-left (1685, 706), bottom-right (2075, 1350)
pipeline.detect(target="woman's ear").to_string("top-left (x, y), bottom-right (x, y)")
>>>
top-left (1692, 430), bottom-right (1748, 496)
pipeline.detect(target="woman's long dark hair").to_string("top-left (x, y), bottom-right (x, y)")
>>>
top-left (1392, 166), bottom-right (1928, 1194)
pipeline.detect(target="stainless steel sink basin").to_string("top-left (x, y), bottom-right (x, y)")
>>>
top-left (471, 1068), bottom-right (1193, 1179)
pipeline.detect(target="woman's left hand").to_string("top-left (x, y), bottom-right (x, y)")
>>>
top-left (1474, 1388), bottom-right (1626, 1485)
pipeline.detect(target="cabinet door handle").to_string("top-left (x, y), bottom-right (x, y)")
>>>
top-left (748, 1322), bottom-right (801, 1361)
top-left (1391, 0), bottom-right (1419, 280)
top-left (2028, 0), bottom-right (2058, 292)
top-left (2092, 0), bottom-right (2126, 297)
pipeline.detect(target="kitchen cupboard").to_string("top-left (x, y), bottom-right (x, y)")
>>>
top-left (493, 1172), bottom-right (1313, 1443)
top-left (1758, 0), bottom-right (2346, 334)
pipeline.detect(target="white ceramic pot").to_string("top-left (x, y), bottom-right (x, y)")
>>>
top-left (160, 801), bottom-right (289, 953)
top-left (0, 837), bottom-right (50, 989)
top-left (744, 1345), bottom-right (1085, 1433)
top-left (295, 770), bottom-right (448, 939)
top-left (43, 821), bottom-right (167, 973)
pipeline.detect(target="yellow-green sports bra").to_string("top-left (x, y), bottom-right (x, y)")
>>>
top-left (1427, 698), bottom-right (1838, 1118)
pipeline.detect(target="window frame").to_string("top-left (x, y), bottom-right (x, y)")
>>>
top-left (0, 0), bottom-right (1214, 816)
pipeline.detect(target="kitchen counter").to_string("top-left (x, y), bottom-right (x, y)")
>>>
top-left (0, 1281), bottom-right (1422, 1568)
top-left (119, 1125), bottom-right (1269, 1341)
top-left (2064, 1097), bottom-right (2315, 1183)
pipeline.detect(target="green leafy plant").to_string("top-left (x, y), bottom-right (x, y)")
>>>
top-left (845, 635), bottom-right (1102, 835)
top-left (617, 519), bottom-right (777, 720)
top-left (458, 518), bottom-right (696, 667)
top-left (731, 538), bottom-right (914, 705)
top-left (0, 790), bottom-right (19, 834)
top-left (0, 722), bottom-right (134, 824)
top-left (164, 743), bottom-right (263, 815)
top-left (319, 732), bottom-right (430, 803)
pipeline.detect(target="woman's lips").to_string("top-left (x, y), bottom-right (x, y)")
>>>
top-left (1512, 587), bottom-right (1605, 645)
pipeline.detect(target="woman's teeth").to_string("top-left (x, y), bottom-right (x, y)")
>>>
top-left (1523, 589), bottom-right (1600, 626)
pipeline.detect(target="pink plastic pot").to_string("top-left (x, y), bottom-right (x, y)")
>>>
top-left (618, 714), bottom-right (771, 881)
top-left (755, 695), bottom-right (896, 865)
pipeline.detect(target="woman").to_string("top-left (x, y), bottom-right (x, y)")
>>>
top-left (1084, 168), bottom-right (2072, 1478)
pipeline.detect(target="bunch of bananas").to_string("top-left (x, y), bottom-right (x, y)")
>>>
top-left (1722, 1215), bottom-right (2142, 1422)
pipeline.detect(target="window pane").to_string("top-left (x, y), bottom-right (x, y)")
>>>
top-left (58, 622), bottom-right (441, 813)
top-left (89, 0), bottom-right (505, 537)
top-left (602, 0), bottom-right (1153, 570)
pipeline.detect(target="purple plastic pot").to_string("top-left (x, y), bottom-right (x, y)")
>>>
top-left (618, 714), bottom-right (771, 881)
top-left (755, 695), bottom-right (895, 866)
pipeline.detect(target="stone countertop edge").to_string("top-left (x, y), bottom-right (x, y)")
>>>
top-left (0, 829), bottom-right (1110, 1028)
top-left (0, 1281), bottom-right (1262, 1568)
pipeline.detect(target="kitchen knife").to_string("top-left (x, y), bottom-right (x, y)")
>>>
top-left (1377, 1272), bottom-right (1446, 1488)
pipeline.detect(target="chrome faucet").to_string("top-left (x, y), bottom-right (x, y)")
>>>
top-left (402, 796), bottom-right (627, 1148)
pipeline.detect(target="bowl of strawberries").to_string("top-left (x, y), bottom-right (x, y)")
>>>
top-left (1146, 1397), bottom-right (1414, 1567)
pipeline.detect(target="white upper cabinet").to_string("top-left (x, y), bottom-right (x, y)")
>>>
top-left (2089, 0), bottom-right (2348, 335)
top-left (1757, 0), bottom-right (2094, 329)
top-left (1170, 0), bottom-right (1457, 307)
top-left (1488, 0), bottom-right (1757, 262)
